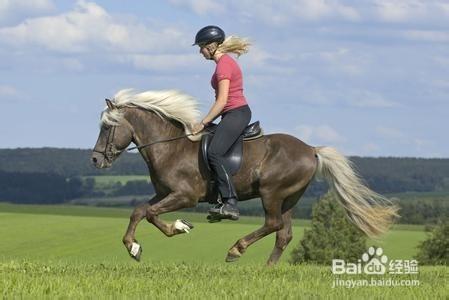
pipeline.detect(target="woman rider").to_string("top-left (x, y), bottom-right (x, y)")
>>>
top-left (191, 25), bottom-right (252, 220)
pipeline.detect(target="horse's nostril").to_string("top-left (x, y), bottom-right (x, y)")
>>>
top-left (92, 157), bottom-right (97, 164)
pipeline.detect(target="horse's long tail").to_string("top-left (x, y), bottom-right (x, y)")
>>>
top-left (314, 146), bottom-right (399, 237)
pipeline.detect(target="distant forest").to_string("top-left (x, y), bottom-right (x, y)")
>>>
top-left (0, 148), bottom-right (448, 224)
top-left (1, 148), bottom-right (448, 193)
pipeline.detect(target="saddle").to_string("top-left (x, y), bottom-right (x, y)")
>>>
top-left (201, 121), bottom-right (263, 204)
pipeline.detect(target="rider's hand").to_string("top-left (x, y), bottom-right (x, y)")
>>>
top-left (191, 122), bottom-right (205, 135)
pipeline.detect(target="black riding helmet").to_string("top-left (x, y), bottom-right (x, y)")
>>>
top-left (192, 25), bottom-right (225, 46)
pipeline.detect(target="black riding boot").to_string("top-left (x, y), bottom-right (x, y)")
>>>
top-left (207, 162), bottom-right (240, 220)
top-left (208, 197), bottom-right (239, 220)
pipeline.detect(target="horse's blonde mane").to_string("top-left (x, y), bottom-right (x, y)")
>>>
top-left (101, 89), bottom-right (202, 141)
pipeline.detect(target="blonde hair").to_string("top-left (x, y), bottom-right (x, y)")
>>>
top-left (216, 36), bottom-right (250, 57)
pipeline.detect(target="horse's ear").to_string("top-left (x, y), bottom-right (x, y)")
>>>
top-left (105, 98), bottom-right (115, 110)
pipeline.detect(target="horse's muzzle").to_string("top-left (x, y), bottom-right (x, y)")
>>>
top-left (91, 152), bottom-right (111, 169)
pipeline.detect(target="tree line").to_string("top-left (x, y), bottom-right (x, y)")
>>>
top-left (0, 170), bottom-right (154, 204)
top-left (1, 148), bottom-right (448, 195)
top-left (0, 148), bottom-right (448, 224)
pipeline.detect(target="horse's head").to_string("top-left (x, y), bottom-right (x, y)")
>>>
top-left (91, 99), bottom-right (133, 168)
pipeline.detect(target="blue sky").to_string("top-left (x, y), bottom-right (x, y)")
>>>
top-left (0, 0), bottom-right (447, 157)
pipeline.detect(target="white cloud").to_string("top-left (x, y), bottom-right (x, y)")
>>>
top-left (295, 124), bottom-right (345, 145)
top-left (168, 0), bottom-right (225, 15)
top-left (335, 3), bottom-right (361, 21)
top-left (292, 0), bottom-right (332, 20)
top-left (347, 91), bottom-right (398, 108)
top-left (0, 1), bottom-right (187, 54)
top-left (403, 30), bottom-right (449, 43)
top-left (115, 54), bottom-right (198, 71)
top-left (439, 2), bottom-right (449, 14)
top-left (176, 0), bottom-right (449, 25)
top-left (244, 46), bottom-right (275, 66)
top-left (318, 48), bottom-right (367, 76)
top-left (0, 0), bottom-right (53, 13)
top-left (297, 87), bottom-right (398, 109)
top-left (170, 0), bottom-right (360, 23)
top-left (375, 127), bottom-right (437, 156)
top-left (319, 48), bottom-right (350, 61)
top-left (0, 1), bottom-right (201, 74)
top-left (374, 0), bottom-right (419, 22)
top-left (0, 84), bottom-right (19, 97)
top-left (240, 46), bottom-right (297, 75)
top-left (276, 0), bottom-right (360, 22)
top-left (291, 0), bottom-right (360, 21)
top-left (166, 0), bottom-right (449, 27)
top-left (0, 0), bottom-right (54, 24)
top-left (373, 0), bottom-right (449, 23)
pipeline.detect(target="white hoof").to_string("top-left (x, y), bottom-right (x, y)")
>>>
top-left (174, 219), bottom-right (193, 233)
top-left (130, 242), bottom-right (141, 257)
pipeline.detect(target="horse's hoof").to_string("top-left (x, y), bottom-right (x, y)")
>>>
top-left (225, 248), bottom-right (242, 262)
top-left (129, 242), bottom-right (142, 262)
top-left (180, 219), bottom-right (194, 229)
top-left (174, 219), bottom-right (194, 233)
top-left (225, 253), bottom-right (241, 262)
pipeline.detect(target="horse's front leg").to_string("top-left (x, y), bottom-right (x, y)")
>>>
top-left (145, 192), bottom-right (197, 237)
top-left (122, 196), bottom-right (157, 258)
top-left (122, 192), bottom-right (196, 261)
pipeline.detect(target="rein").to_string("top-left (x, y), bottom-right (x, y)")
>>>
top-left (126, 127), bottom-right (214, 152)
top-left (126, 133), bottom-right (193, 151)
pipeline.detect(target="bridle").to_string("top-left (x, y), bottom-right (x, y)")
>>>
top-left (92, 125), bottom-right (119, 162)
top-left (93, 110), bottom-right (214, 155)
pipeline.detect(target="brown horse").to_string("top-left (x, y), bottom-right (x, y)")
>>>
top-left (91, 89), bottom-right (398, 265)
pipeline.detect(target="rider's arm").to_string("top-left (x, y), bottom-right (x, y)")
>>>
top-left (202, 79), bottom-right (230, 125)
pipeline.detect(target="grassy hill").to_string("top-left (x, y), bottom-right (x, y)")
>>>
top-left (0, 203), bottom-right (446, 298)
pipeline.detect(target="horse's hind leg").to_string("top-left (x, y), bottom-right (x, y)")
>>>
top-left (226, 194), bottom-right (284, 262)
top-left (266, 209), bottom-right (293, 266)
top-left (266, 187), bottom-right (309, 266)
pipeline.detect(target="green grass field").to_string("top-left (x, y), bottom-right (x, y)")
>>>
top-left (82, 175), bottom-right (150, 189)
top-left (0, 203), bottom-right (447, 298)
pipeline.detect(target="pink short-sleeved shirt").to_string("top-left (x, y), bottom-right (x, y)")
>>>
top-left (211, 54), bottom-right (248, 113)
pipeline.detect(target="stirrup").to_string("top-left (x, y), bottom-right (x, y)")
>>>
top-left (207, 212), bottom-right (239, 222)
top-left (208, 204), bottom-right (239, 221)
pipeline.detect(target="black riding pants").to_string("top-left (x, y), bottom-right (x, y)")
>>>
top-left (208, 105), bottom-right (252, 200)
